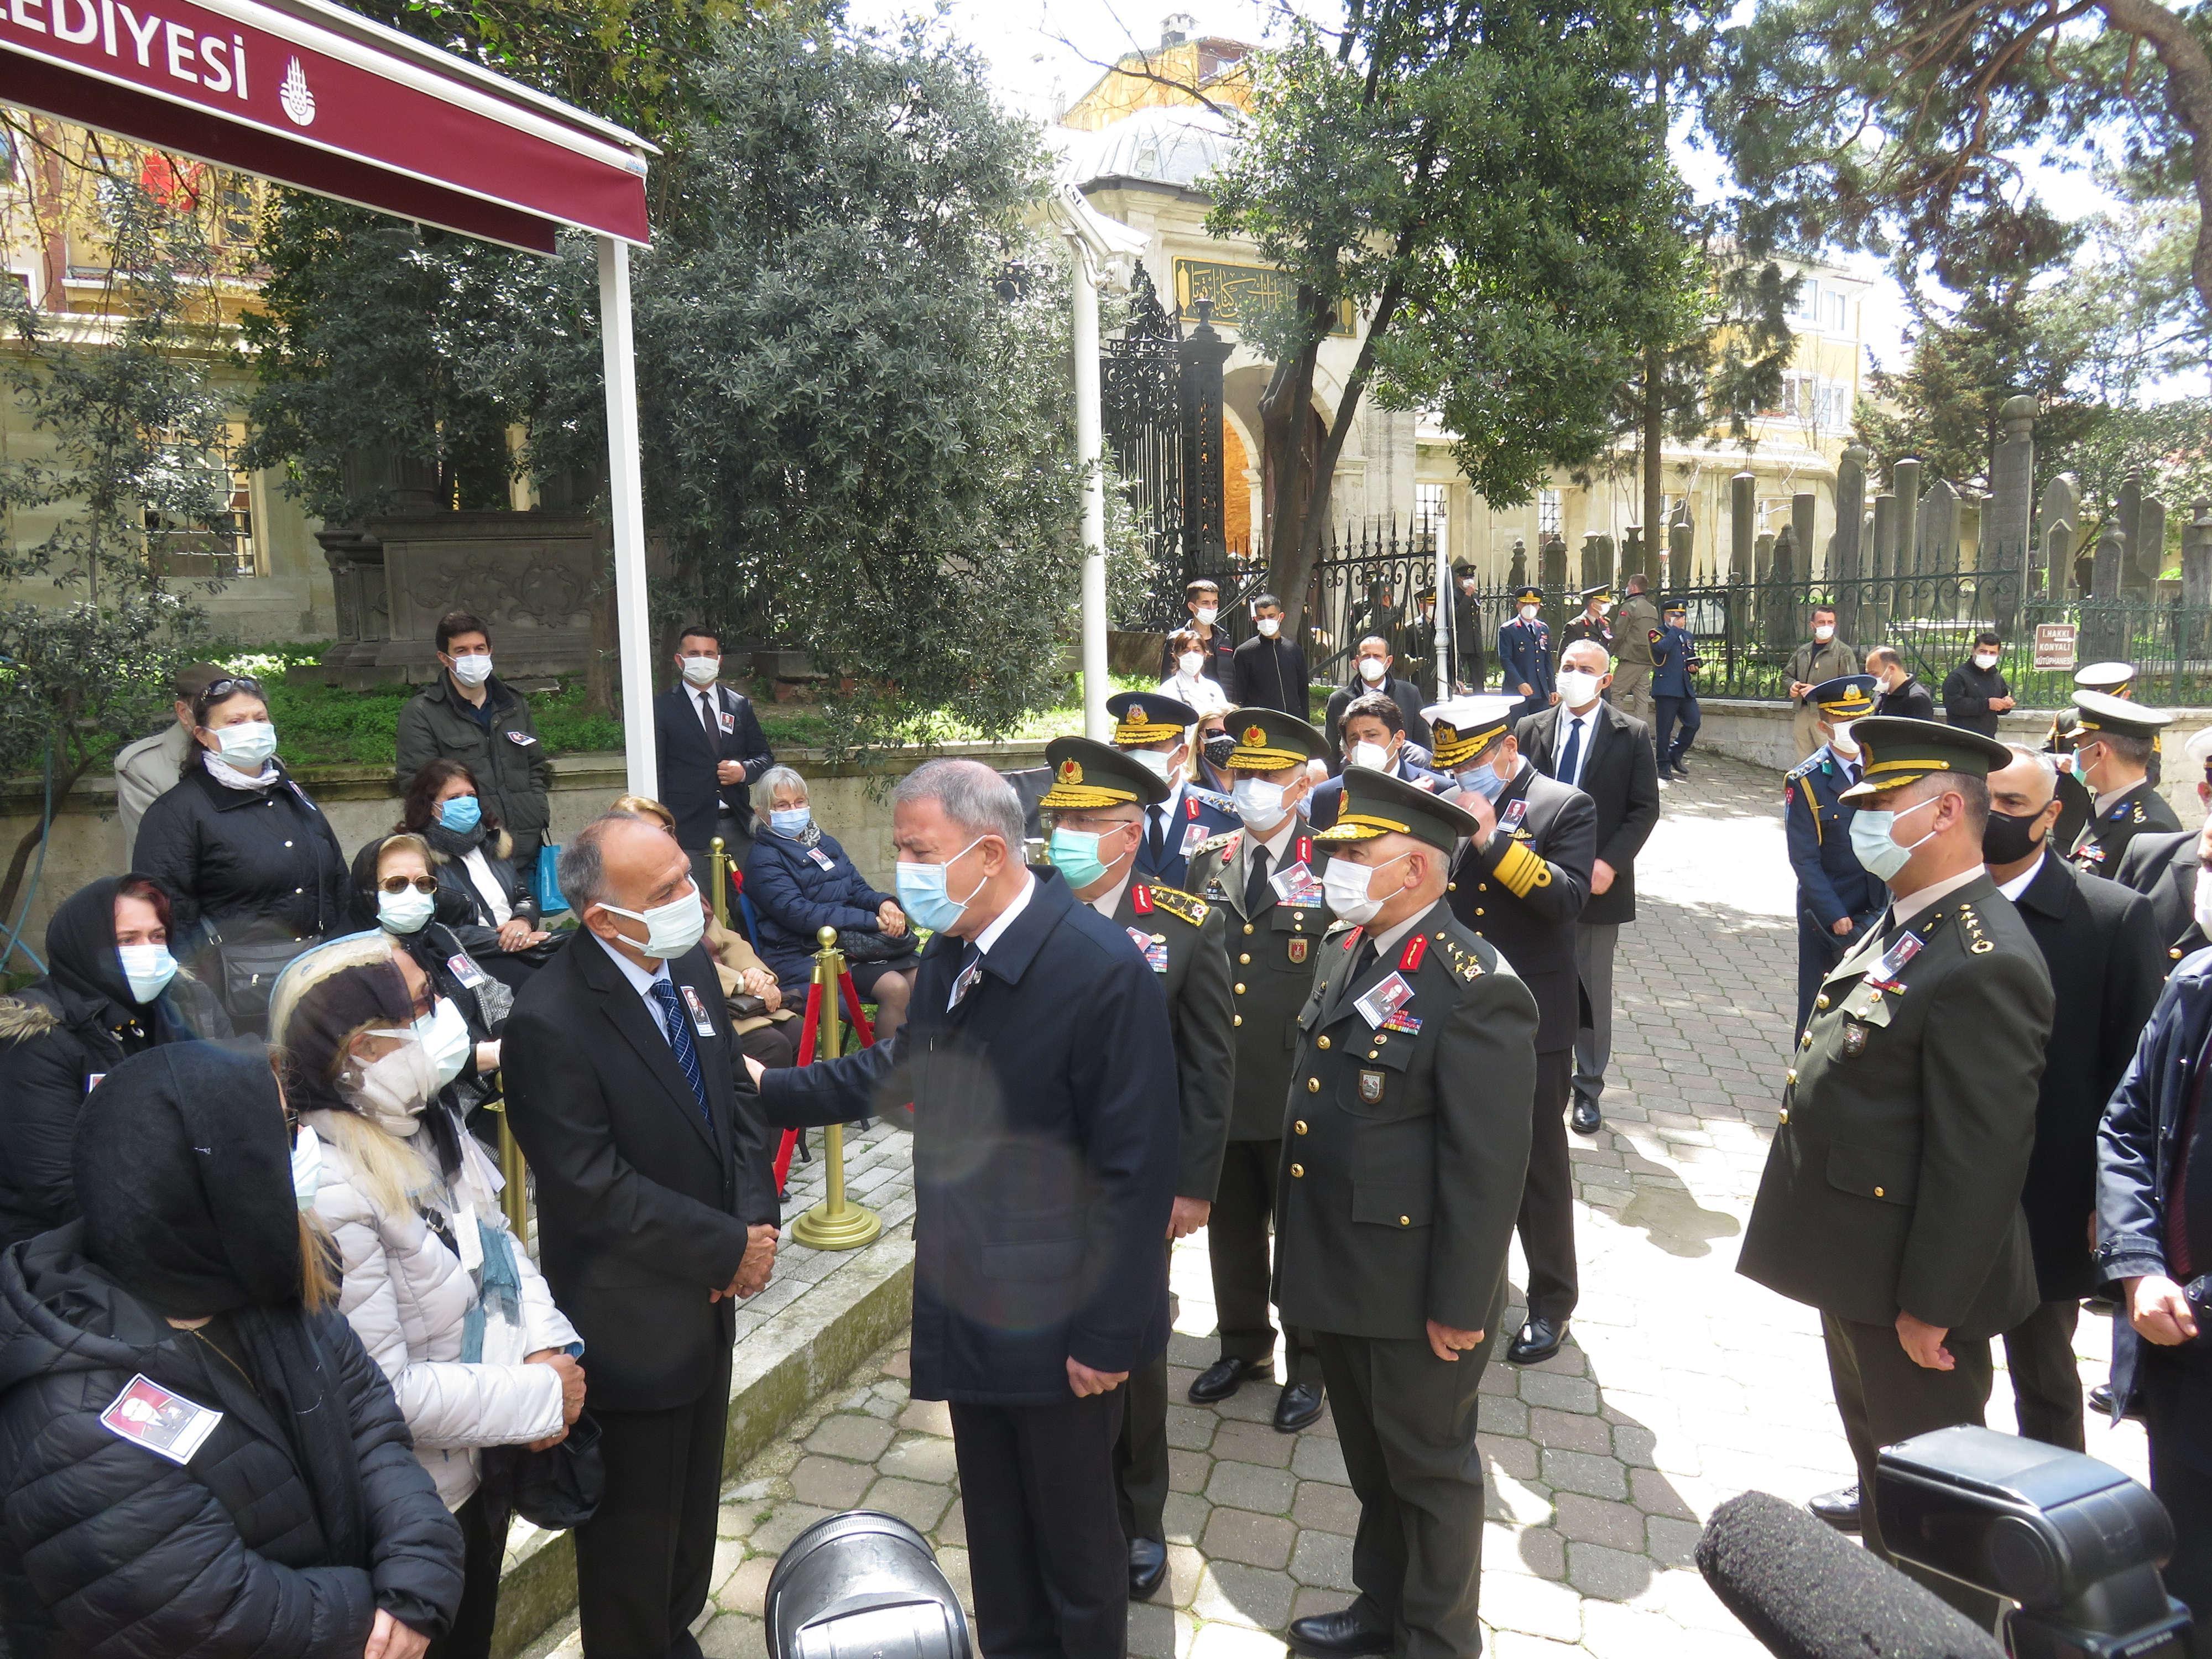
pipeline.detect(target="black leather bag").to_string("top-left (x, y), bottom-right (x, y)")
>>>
top-left (483, 1411), bottom-right (604, 1532)
top-left (836, 927), bottom-right (918, 965)
top-left (215, 935), bottom-right (317, 1024)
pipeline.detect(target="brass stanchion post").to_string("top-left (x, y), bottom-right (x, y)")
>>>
top-left (789, 926), bottom-right (882, 1250)
top-left (709, 836), bottom-right (730, 930)
top-left (488, 1076), bottom-right (531, 1241)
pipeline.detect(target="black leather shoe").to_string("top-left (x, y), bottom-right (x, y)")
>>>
top-left (1809, 1483), bottom-right (1861, 1533)
top-left (1570, 1097), bottom-right (1602, 1135)
top-left (2089, 1381), bottom-right (2114, 1415)
top-left (1274, 1381), bottom-right (1324, 1432)
top-left (1672, 756), bottom-right (1691, 774)
top-left (1506, 1317), bottom-right (1567, 1366)
top-left (1128, 1537), bottom-right (1168, 1600)
top-left (1188, 1356), bottom-right (1263, 1404)
top-left (1286, 1606), bottom-right (1394, 1657)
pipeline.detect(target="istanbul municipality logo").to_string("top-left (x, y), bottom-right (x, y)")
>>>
top-left (279, 57), bottom-right (315, 126)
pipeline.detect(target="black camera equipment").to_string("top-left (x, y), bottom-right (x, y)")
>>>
top-left (764, 1510), bottom-right (972, 1659)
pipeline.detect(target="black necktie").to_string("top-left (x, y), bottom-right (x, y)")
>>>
top-left (1245, 846), bottom-right (1271, 913)
top-left (1148, 806), bottom-right (1167, 865)
top-left (1559, 717), bottom-right (1585, 785)
top-left (1348, 938), bottom-right (1376, 987)
top-left (697, 688), bottom-right (717, 740)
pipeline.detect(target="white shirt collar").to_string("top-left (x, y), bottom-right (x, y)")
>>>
top-left (1367, 907), bottom-right (1427, 962)
top-left (591, 925), bottom-right (670, 1000)
top-left (1253, 812), bottom-right (1302, 864)
top-left (972, 870), bottom-right (1037, 956)
top-left (1089, 867), bottom-right (1136, 921)
top-left (1155, 780), bottom-right (1185, 823)
top-left (1890, 864), bottom-right (1985, 927)
top-left (2094, 781), bottom-right (2141, 816)
top-left (1995, 852), bottom-right (2046, 903)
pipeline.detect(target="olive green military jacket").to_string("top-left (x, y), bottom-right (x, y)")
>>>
top-left (1272, 900), bottom-right (1539, 1341)
top-left (1739, 872), bottom-right (2053, 1339)
top-left (1187, 822), bottom-right (1333, 1143)
top-left (1614, 596), bottom-right (1660, 666)
top-left (1110, 878), bottom-right (1236, 1203)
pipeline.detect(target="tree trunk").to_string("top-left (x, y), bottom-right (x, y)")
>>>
top-left (0, 753), bottom-right (98, 932)
top-left (2096, 0), bottom-right (2212, 322)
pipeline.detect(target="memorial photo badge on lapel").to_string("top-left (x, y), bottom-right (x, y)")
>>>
top-left (1359, 1069), bottom-right (1385, 1103)
top-left (1271, 861), bottom-right (1325, 909)
top-left (100, 1376), bottom-right (223, 1465)
top-left (680, 984), bottom-right (717, 1038)
top-left (1354, 971), bottom-right (1417, 1030)
top-left (1499, 799), bottom-right (1530, 835)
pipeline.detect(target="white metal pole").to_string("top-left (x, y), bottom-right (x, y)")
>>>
top-left (1070, 237), bottom-right (1110, 742)
top-left (597, 235), bottom-right (658, 799)
top-left (1436, 532), bottom-right (1451, 703)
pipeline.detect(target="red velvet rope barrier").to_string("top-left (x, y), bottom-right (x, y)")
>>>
top-left (773, 969), bottom-right (873, 1191)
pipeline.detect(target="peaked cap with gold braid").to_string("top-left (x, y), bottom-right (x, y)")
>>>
top-left (1220, 707), bottom-right (1328, 771)
top-left (1104, 690), bottom-right (1200, 749)
top-left (1036, 735), bottom-right (1171, 811)
top-left (1422, 694), bottom-right (1520, 771)
top-left (1313, 765), bottom-right (1477, 851)
top-left (1835, 716), bottom-right (2012, 804)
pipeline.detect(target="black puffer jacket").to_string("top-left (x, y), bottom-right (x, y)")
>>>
top-left (0, 878), bottom-right (230, 1252)
top-left (0, 1229), bottom-right (461, 1659)
top-left (133, 757), bottom-right (350, 952)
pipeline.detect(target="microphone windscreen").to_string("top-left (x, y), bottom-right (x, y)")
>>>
top-left (1697, 1491), bottom-right (2006, 1659)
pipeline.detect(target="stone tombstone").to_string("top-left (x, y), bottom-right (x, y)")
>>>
top-left (2186, 500), bottom-right (2212, 612)
top-left (2139, 495), bottom-right (2169, 589)
top-left (1508, 538), bottom-right (1528, 591)
top-left (1538, 533), bottom-right (1569, 603)
top-left (2116, 469), bottom-right (2147, 593)
top-left (1755, 530), bottom-right (1775, 586)
top-left (1919, 478), bottom-right (1960, 578)
top-left (1590, 530), bottom-right (1618, 593)
top-left (1791, 492), bottom-right (1817, 583)
top-left (1832, 446), bottom-right (1868, 583)
top-left (1766, 523), bottom-right (1799, 653)
top-left (1987, 395), bottom-right (2036, 577)
top-left (2088, 521), bottom-right (2128, 660)
top-left (1893, 458), bottom-right (1922, 576)
top-left (2038, 471), bottom-right (2080, 601)
top-left (2093, 522), bottom-right (2126, 601)
top-left (1730, 472), bottom-right (1756, 585)
top-left (1866, 492), bottom-right (1898, 643)
top-left (1668, 517), bottom-right (1694, 589)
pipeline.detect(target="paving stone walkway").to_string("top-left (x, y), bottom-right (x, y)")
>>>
top-left (528, 753), bottom-right (2152, 1659)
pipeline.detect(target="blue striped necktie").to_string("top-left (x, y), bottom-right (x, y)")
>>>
top-left (649, 979), bottom-right (711, 1123)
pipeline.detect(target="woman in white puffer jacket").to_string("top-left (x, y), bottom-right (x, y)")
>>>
top-left (270, 930), bottom-right (585, 1659)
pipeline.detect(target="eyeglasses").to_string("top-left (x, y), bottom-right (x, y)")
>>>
top-left (378, 875), bottom-right (439, 895)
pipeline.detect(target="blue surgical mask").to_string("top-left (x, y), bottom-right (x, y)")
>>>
top-left (770, 806), bottom-right (812, 837)
top-left (116, 943), bottom-right (177, 1005)
top-left (1849, 794), bottom-right (1941, 883)
top-left (1047, 826), bottom-right (1117, 890)
top-left (210, 721), bottom-right (276, 768)
top-left (896, 837), bottom-right (988, 933)
top-left (413, 997), bottom-right (474, 1088)
top-left (1458, 761), bottom-right (1508, 802)
top-left (438, 795), bottom-right (482, 834)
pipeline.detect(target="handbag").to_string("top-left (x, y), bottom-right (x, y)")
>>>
top-left (215, 935), bottom-right (318, 1024)
top-left (534, 844), bottom-right (569, 915)
top-left (836, 927), bottom-right (918, 964)
top-left (482, 1411), bottom-right (604, 1531)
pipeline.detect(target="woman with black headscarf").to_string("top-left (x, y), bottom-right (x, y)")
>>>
top-left (269, 937), bottom-right (583, 1659)
top-left (0, 1041), bottom-right (463, 1659)
top-left (0, 875), bottom-right (230, 1251)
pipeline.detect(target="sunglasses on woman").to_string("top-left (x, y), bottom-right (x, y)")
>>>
top-left (378, 875), bottom-right (439, 895)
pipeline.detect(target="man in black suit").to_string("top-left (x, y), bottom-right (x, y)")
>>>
top-left (2116, 727), bottom-right (2212, 971)
top-left (1436, 696), bottom-right (1595, 1366)
top-left (504, 812), bottom-right (781, 1659)
top-left (1228, 592), bottom-right (1310, 717)
top-left (755, 760), bottom-right (1178, 1659)
top-left (1985, 747), bottom-right (2163, 1449)
top-left (1866, 645), bottom-right (1937, 721)
top-left (654, 624), bottom-right (776, 895)
top-left (1515, 639), bottom-right (1662, 1136)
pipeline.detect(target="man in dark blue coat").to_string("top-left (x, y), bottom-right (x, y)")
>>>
top-left (1108, 691), bottom-right (1239, 889)
top-left (1648, 600), bottom-right (1702, 779)
top-left (754, 759), bottom-right (1178, 1659)
top-left (1495, 586), bottom-right (1554, 721)
top-left (654, 624), bottom-right (776, 896)
top-left (1785, 676), bottom-right (1884, 1035)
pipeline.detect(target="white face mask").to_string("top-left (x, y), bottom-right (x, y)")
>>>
top-left (1179, 652), bottom-right (1205, 677)
top-left (210, 721), bottom-right (277, 768)
top-left (378, 885), bottom-right (436, 935)
top-left (1322, 852), bottom-right (1410, 926)
top-left (1828, 720), bottom-right (1859, 757)
top-left (116, 943), bottom-right (178, 1005)
top-left (680, 655), bottom-right (720, 687)
top-left (1256, 617), bottom-right (1281, 638)
top-left (1131, 748), bottom-right (1178, 781)
top-left (2195, 867), bottom-right (2212, 937)
top-left (1557, 670), bottom-right (1602, 709)
top-left (416, 997), bottom-right (473, 1088)
top-left (347, 1037), bottom-right (440, 1134)
top-left (1974, 653), bottom-right (2000, 671)
top-left (1194, 606), bottom-right (1219, 625)
top-left (597, 886), bottom-right (707, 959)
top-left (1349, 740), bottom-right (1391, 771)
top-left (448, 652), bottom-right (494, 687)
top-left (290, 1122), bottom-right (324, 1211)
top-left (1358, 658), bottom-right (1388, 684)
top-left (1233, 777), bottom-right (1287, 826)
top-left (1814, 625), bottom-right (1835, 642)
top-left (1519, 604), bottom-right (1540, 622)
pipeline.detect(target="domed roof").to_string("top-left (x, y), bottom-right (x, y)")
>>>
top-left (1055, 106), bottom-right (1243, 194)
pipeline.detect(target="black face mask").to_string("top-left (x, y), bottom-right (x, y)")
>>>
top-left (1981, 806), bottom-right (2048, 867)
top-left (1202, 733), bottom-right (1237, 770)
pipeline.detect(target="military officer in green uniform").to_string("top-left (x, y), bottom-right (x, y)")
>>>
top-left (2065, 690), bottom-right (2179, 876)
top-left (1739, 717), bottom-right (2054, 1625)
top-left (1035, 735), bottom-right (1236, 1602)
top-left (1277, 768), bottom-right (1538, 1659)
top-left (1184, 708), bottom-right (1336, 1434)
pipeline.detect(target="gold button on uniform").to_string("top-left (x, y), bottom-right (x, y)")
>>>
top-left (1447, 882), bottom-right (1457, 893)
top-left (1785, 1069), bottom-right (1796, 1086)
top-left (2174, 947), bottom-right (2185, 961)
top-left (1873, 1186), bottom-right (1885, 1198)
top-left (1474, 908), bottom-right (1484, 917)
top-left (1239, 953), bottom-right (1251, 965)
top-left (1290, 1163), bottom-right (1305, 1178)
top-left (1234, 983), bottom-right (1246, 995)
top-left (1779, 1108), bottom-right (1790, 1124)
top-left (1307, 1078), bottom-right (1320, 1093)
top-left (1815, 994), bottom-right (1830, 1011)
top-left (1801, 1033), bottom-right (1812, 1050)
top-left (1232, 1015), bottom-right (1243, 1026)
top-left (1399, 1215), bottom-right (1410, 1227)
top-left (1317, 1036), bottom-right (1331, 1050)
top-left (1294, 1120), bottom-right (1308, 1135)
top-left (1244, 923), bottom-right (1255, 936)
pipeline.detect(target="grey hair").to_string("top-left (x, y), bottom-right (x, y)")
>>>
top-left (894, 758), bottom-right (1024, 849)
top-left (753, 765), bottom-right (810, 826)
top-left (557, 811), bottom-right (645, 912)
top-left (2002, 743), bottom-right (2059, 806)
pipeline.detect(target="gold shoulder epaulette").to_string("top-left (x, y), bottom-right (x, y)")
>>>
top-left (1960, 901), bottom-right (1994, 956)
top-left (1190, 830), bottom-right (1241, 859)
top-left (1146, 885), bottom-right (1210, 928)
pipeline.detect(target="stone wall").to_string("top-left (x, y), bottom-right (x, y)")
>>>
top-left (1, 741), bottom-right (1048, 947)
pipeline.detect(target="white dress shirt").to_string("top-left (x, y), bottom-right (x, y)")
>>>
top-left (950, 870), bottom-right (1037, 1008)
top-left (1556, 705), bottom-right (1600, 790)
top-left (591, 927), bottom-right (675, 1047)
top-left (1995, 852), bottom-right (2046, 902)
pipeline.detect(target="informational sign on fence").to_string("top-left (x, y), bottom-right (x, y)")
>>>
top-left (2033, 623), bottom-right (2079, 671)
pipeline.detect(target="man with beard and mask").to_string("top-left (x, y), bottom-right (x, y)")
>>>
top-left (1740, 717), bottom-right (2052, 1624)
top-left (1276, 768), bottom-right (1537, 1659)
top-left (2116, 727), bottom-right (2212, 969)
top-left (1785, 676), bottom-right (1886, 1036)
top-left (2067, 691), bottom-right (2181, 876)
top-left (1804, 744), bottom-right (2163, 1534)
top-left (1185, 710), bottom-right (1338, 1433)
top-left (1106, 691), bottom-right (1239, 890)
top-left (1433, 695), bottom-right (1594, 1367)
top-left (0, 875), bottom-right (229, 1251)
top-left (1035, 735), bottom-right (1234, 1602)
